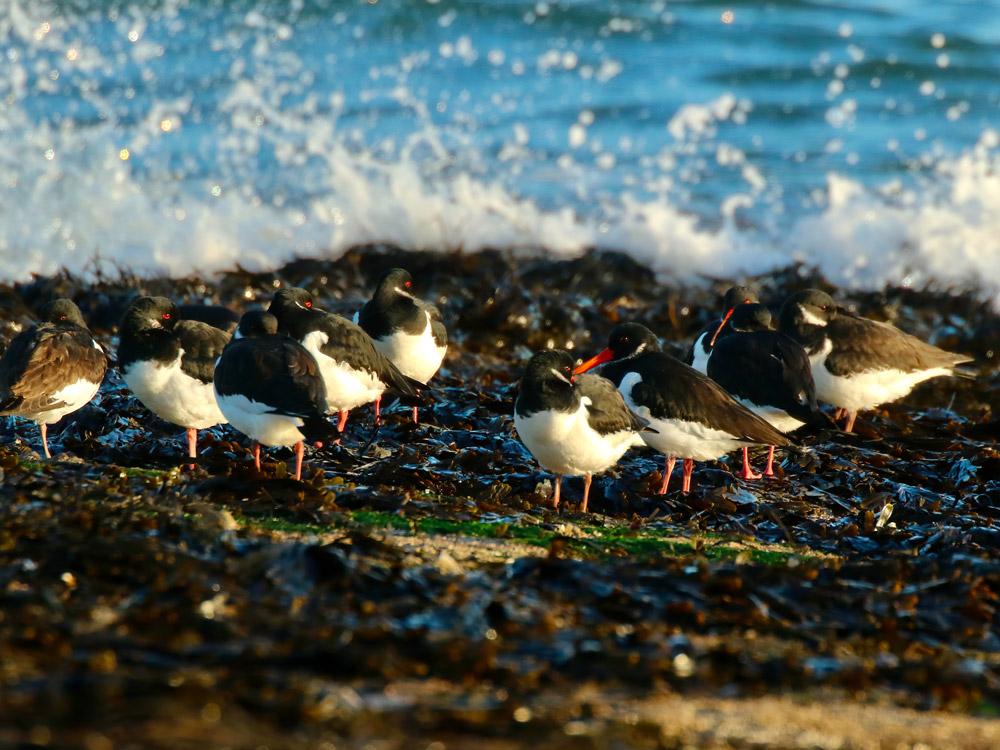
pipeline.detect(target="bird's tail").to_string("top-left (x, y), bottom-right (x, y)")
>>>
top-left (299, 416), bottom-right (340, 443)
top-left (390, 374), bottom-right (434, 407)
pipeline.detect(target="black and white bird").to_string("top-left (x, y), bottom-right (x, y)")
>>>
top-left (687, 285), bottom-right (760, 374)
top-left (117, 296), bottom-right (231, 459)
top-left (575, 323), bottom-right (790, 495)
top-left (515, 349), bottom-right (649, 512)
top-left (356, 268), bottom-right (447, 423)
top-left (214, 311), bottom-right (336, 480)
top-left (269, 287), bottom-right (423, 439)
top-left (707, 304), bottom-right (821, 478)
top-left (0, 299), bottom-right (108, 458)
top-left (777, 289), bottom-right (974, 433)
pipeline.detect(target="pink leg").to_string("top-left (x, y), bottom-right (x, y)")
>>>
top-left (552, 474), bottom-right (562, 508)
top-left (581, 473), bottom-right (592, 513)
top-left (764, 445), bottom-right (776, 476)
top-left (412, 406), bottom-right (419, 424)
top-left (682, 459), bottom-right (694, 494)
top-left (844, 410), bottom-right (857, 433)
top-left (657, 456), bottom-right (677, 495)
top-left (40, 424), bottom-right (51, 459)
top-left (740, 446), bottom-right (762, 480)
top-left (293, 441), bottom-right (304, 481)
top-left (252, 440), bottom-right (261, 471)
top-left (374, 397), bottom-right (381, 427)
top-left (834, 407), bottom-right (846, 421)
top-left (328, 409), bottom-right (349, 447)
top-left (187, 427), bottom-right (198, 459)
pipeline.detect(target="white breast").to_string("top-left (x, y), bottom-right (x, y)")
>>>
top-left (372, 311), bottom-right (446, 384)
top-left (122, 351), bottom-right (226, 430)
top-left (215, 391), bottom-right (306, 447)
top-left (301, 330), bottom-right (386, 412)
top-left (515, 398), bottom-right (635, 478)
top-left (619, 371), bottom-right (748, 461)
top-left (690, 333), bottom-right (711, 375)
top-left (809, 338), bottom-right (952, 411)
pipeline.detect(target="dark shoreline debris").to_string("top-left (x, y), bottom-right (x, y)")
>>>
top-left (0, 246), bottom-right (998, 746)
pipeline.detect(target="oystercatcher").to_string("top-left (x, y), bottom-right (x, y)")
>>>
top-left (777, 289), bottom-right (974, 432)
top-left (269, 287), bottom-right (423, 439)
top-left (515, 349), bottom-right (649, 512)
top-left (118, 296), bottom-right (230, 459)
top-left (214, 311), bottom-right (336, 480)
top-left (0, 299), bottom-right (108, 458)
top-left (574, 323), bottom-right (790, 494)
top-left (687, 285), bottom-right (760, 373)
top-left (707, 303), bottom-right (821, 478)
top-left (356, 268), bottom-right (447, 423)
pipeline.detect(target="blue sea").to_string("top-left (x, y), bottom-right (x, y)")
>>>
top-left (2, 0), bottom-right (999, 301)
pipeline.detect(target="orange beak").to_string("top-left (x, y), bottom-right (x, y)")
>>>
top-left (573, 348), bottom-right (614, 375)
top-left (708, 307), bottom-right (735, 347)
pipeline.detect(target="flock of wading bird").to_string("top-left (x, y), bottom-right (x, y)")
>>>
top-left (0, 272), bottom-right (976, 512)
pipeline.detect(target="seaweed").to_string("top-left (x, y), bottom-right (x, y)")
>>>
top-left (0, 247), bottom-right (998, 747)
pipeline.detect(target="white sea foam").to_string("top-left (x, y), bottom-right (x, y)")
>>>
top-left (1, 0), bottom-right (999, 310)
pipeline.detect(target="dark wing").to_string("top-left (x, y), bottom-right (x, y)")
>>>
top-left (775, 333), bottom-right (819, 412)
top-left (174, 320), bottom-right (232, 383)
top-left (216, 338), bottom-right (326, 418)
top-left (708, 332), bottom-right (818, 424)
top-left (178, 304), bottom-right (240, 334)
top-left (631, 353), bottom-right (791, 446)
top-left (826, 315), bottom-right (973, 377)
top-left (317, 313), bottom-right (425, 401)
top-left (0, 326), bottom-right (46, 407)
top-left (575, 374), bottom-right (650, 435)
top-left (0, 326), bottom-right (107, 416)
top-left (355, 298), bottom-right (392, 340)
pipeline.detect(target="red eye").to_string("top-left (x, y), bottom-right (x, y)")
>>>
top-left (163, 313), bottom-right (171, 320)
top-left (60, 316), bottom-right (67, 321)
top-left (305, 300), bottom-right (312, 308)
top-left (406, 281), bottom-right (412, 288)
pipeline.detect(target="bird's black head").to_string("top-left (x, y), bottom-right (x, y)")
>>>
top-left (523, 349), bottom-right (575, 388)
top-left (607, 323), bottom-right (662, 360)
top-left (722, 285), bottom-right (760, 315)
top-left (235, 310), bottom-right (279, 339)
top-left (779, 289), bottom-right (837, 336)
top-left (41, 299), bottom-right (87, 328)
top-left (729, 302), bottom-right (772, 333)
top-left (269, 288), bottom-right (317, 320)
top-left (373, 268), bottom-right (413, 299)
top-left (120, 296), bottom-right (178, 333)
top-left (575, 323), bottom-right (661, 374)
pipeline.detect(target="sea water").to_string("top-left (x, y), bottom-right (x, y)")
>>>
top-left (2, 0), bottom-right (999, 302)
